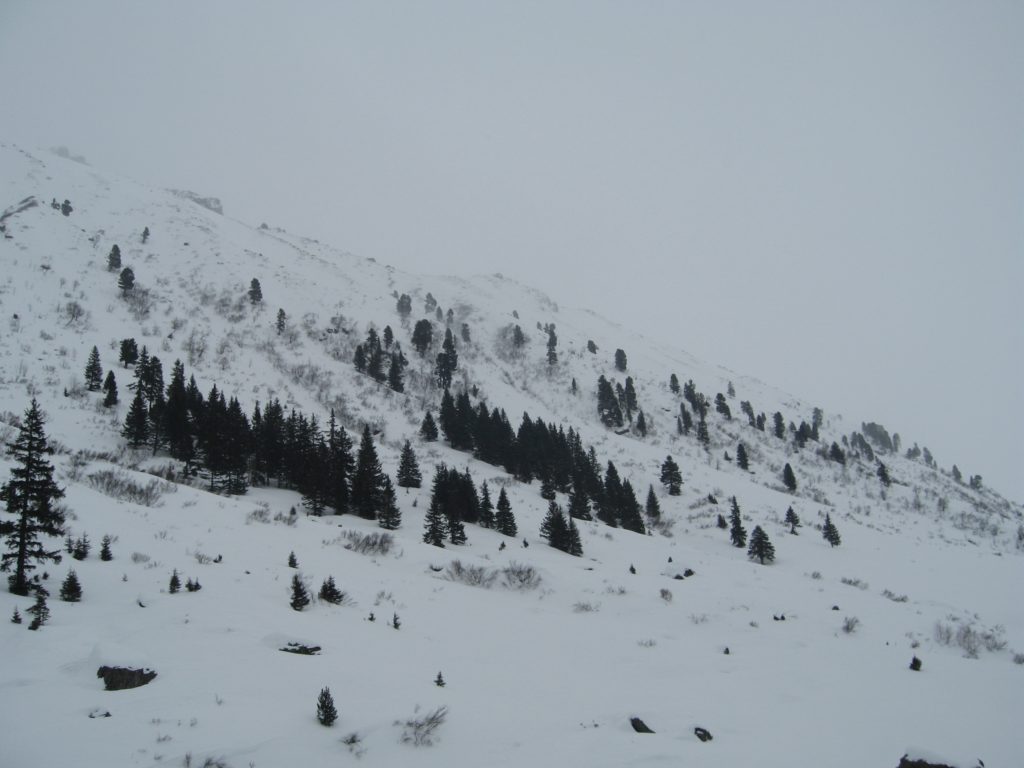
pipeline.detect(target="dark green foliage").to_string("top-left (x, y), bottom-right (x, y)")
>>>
top-left (117, 267), bottom-right (135, 295)
top-left (141, 226), bottom-right (149, 244)
top-left (11, 607), bottom-right (21, 624)
top-left (696, 418), bottom-right (710, 449)
top-left (317, 687), bottom-right (338, 726)
top-left (783, 463), bottom-right (797, 492)
top-left (669, 373), bottom-right (680, 394)
top-left (102, 370), bottom-right (118, 407)
top-left (396, 293), bottom-right (412, 318)
top-left (290, 574), bottom-right (310, 611)
top-left (717, 514), bottom-right (728, 529)
top-left (60, 569), bottom-right (82, 601)
top-left (248, 278), bottom-right (263, 304)
top-left (85, 346), bottom-right (103, 391)
top-left (435, 671), bottom-right (446, 687)
top-left (877, 462), bottom-right (891, 487)
top-left (118, 338), bottom-right (139, 367)
top-left (412, 319), bottom-right (433, 356)
top-left (773, 411), bottom-right (785, 439)
top-left (736, 443), bottom-right (749, 471)
top-left (352, 426), bottom-right (386, 520)
top-left (747, 526), bottom-right (775, 564)
top-left (318, 576), bottom-right (345, 604)
top-left (596, 375), bottom-right (623, 428)
top-left (185, 578), bottom-right (201, 592)
top-left (1, 399), bottom-right (66, 595)
top-left (100, 535), bottom-right (113, 560)
top-left (728, 497), bottom-right (747, 548)
top-left (276, 308), bottom-right (286, 334)
top-left (494, 487), bottom-right (517, 537)
top-left (539, 475), bottom-right (556, 501)
top-left (952, 464), bottom-right (962, 483)
top-left (435, 328), bottom-right (458, 388)
top-left (107, 244), bottom-right (121, 272)
top-left (397, 441), bottom-right (422, 489)
top-left (288, 551), bottom-right (298, 568)
top-left (426, 465), bottom-right (477, 544)
top-left (512, 324), bottom-right (526, 349)
top-left (587, 339), bottom-right (597, 354)
top-left (420, 411), bottom-right (439, 442)
top-left (422, 494), bottom-right (449, 548)
top-left (715, 393), bottom-right (731, 420)
top-left (169, 569), bottom-right (181, 594)
top-left (829, 442), bottom-right (846, 464)
top-left (27, 592), bottom-right (49, 629)
top-left (60, 199), bottom-right (72, 216)
top-left (785, 506), bottom-right (800, 534)
top-left (618, 481), bottom-right (647, 534)
top-left (461, 323), bottom-right (471, 343)
top-left (659, 456), bottom-right (684, 499)
top-left (822, 514), bottom-right (841, 547)
top-left (540, 501), bottom-right (581, 555)
top-left (546, 326), bottom-right (557, 367)
top-left (392, 612), bottom-right (401, 630)
top-left (387, 353), bottom-right (405, 393)
top-left (645, 485), bottom-right (661, 520)
top-left (567, 517), bottom-right (583, 556)
top-left (377, 475), bottom-right (402, 530)
top-left (635, 410), bottom-right (647, 437)
top-left (72, 533), bottom-right (90, 560)
top-left (478, 482), bottom-right (495, 528)
top-left (614, 348), bottom-right (627, 372)
top-left (568, 485), bottom-right (591, 521)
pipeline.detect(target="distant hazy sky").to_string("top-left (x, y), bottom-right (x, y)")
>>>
top-left (2, 1), bottom-right (1021, 500)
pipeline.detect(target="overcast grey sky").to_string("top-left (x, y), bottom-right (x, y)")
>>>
top-left (2, 1), bottom-right (1021, 500)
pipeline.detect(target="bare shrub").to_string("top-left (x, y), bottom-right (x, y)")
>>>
top-left (341, 530), bottom-right (393, 556)
top-left (842, 616), bottom-right (860, 634)
top-left (398, 705), bottom-right (448, 747)
top-left (131, 552), bottom-right (151, 564)
top-left (1013, 652), bottom-right (1024, 665)
top-left (690, 613), bottom-right (709, 625)
top-left (573, 601), bottom-right (599, 613)
top-left (500, 561), bottom-right (541, 591)
top-left (659, 588), bottom-right (673, 603)
top-left (881, 589), bottom-right (909, 603)
top-left (443, 560), bottom-right (497, 589)
top-left (840, 576), bottom-right (868, 590)
top-left (934, 618), bottom-right (1006, 658)
top-left (88, 469), bottom-right (173, 506)
top-left (637, 638), bottom-right (657, 647)
top-left (809, 570), bottom-right (822, 580)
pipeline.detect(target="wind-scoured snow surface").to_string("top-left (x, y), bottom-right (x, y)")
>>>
top-left (1, 144), bottom-right (1021, 767)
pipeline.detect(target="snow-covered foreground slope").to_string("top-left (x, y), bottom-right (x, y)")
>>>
top-left (0, 144), bottom-right (1021, 767)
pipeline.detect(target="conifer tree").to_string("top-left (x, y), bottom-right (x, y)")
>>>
top-left (822, 514), bottom-right (841, 547)
top-left (747, 526), bottom-right (775, 564)
top-left (783, 463), bottom-right (797, 492)
top-left (118, 266), bottom-right (135, 295)
top-left (84, 346), bottom-right (103, 391)
top-left (696, 418), bottom-right (710, 449)
top-left (102, 370), bottom-right (118, 407)
top-left (717, 513), bottom-right (728, 529)
top-left (567, 517), bottom-right (583, 556)
top-left (877, 462), bottom-right (891, 487)
top-left (107, 244), bottom-right (121, 272)
top-left (494, 487), bottom-right (517, 537)
top-left (122, 388), bottom-right (150, 449)
top-left (773, 411), bottom-right (786, 439)
top-left (288, 551), bottom-right (298, 568)
top-left (316, 687), bottom-right (338, 726)
top-left (785, 506), bottom-right (800, 534)
top-left (635, 410), bottom-right (647, 437)
top-left (434, 328), bottom-right (458, 389)
top-left (387, 354), bottom-right (405, 393)
top-left (645, 485), bottom-right (661, 520)
top-left (618, 480), bottom-right (647, 534)
top-left (290, 573), bottom-right (310, 611)
top-left (736, 442), bottom-right (749, 471)
top-left (169, 569), bottom-right (181, 594)
top-left (141, 226), bottom-right (150, 244)
top-left (420, 411), bottom-right (439, 442)
top-left (660, 455), bottom-right (682, 495)
top-left (276, 308), bottom-right (287, 335)
top-left (11, 607), bottom-right (21, 624)
top-left (422, 496), bottom-right (449, 548)
top-left (396, 293), bottom-right (412, 319)
top-left (567, 485), bottom-right (591, 521)
top-left (478, 482), bottom-right (495, 528)
top-left (26, 592), bottom-right (49, 629)
top-left (60, 569), bottom-right (82, 601)
top-left (596, 375), bottom-right (623, 428)
top-left (119, 338), bottom-right (139, 368)
top-left (614, 348), bottom-right (627, 372)
top-left (318, 575), bottom-right (345, 604)
top-left (1, 399), bottom-right (66, 595)
top-left (396, 440), bottom-right (422, 488)
top-left (546, 326), bottom-right (558, 367)
top-left (728, 496), bottom-right (747, 548)
top-left (540, 501), bottom-right (570, 552)
top-left (248, 278), bottom-right (263, 304)
top-left (412, 319), bottom-right (433, 356)
top-left (377, 475), bottom-right (402, 530)
top-left (829, 442), bottom-right (846, 465)
top-left (352, 426), bottom-right (386, 520)
top-left (100, 534), bottom-right (113, 560)
top-left (669, 373), bottom-right (680, 394)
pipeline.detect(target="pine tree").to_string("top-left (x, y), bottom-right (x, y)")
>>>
top-left (669, 373), bottom-right (680, 394)
top-left (494, 487), bottom-right (517, 537)
top-left (121, 388), bottom-right (149, 448)
top-left (60, 569), bottom-right (82, 601)
top-left (546, 326), bottom-right (558, 367)
top-left (434, 671), bottom-right (446, 687)
top-left (877, 462), bottom-right (891, 487)
top-left (420, 411), bottom-right (439, 442)
top-left (1, 399), bottom-right (66, 595)
top-left (290, 574), bottom-right (310, 611)
top-left (107, 244), bottom-right (121, 272)
top-left (396, 293), bottom-right (412, 319)
top-left (118, 267), bottom-right (135, 295)
top-left (434, 328), bottom-right (458, 388)
top-left (316, 687), bottom-right (338, 726)
top-left (412, 319), bottom-right (433, 356)
top-left (736, 442), bottom-right (749, 471)
top-left (119, 338), bottom-right (139, 368)
top-left (422, 496), bottom-right (449, 548)
top-left (276, 308), bottom-right (287, 335)
top-left (784, 506), bottom-right (800, 534)
top-left (141, 226), bottom-right (150, 244)
top-left (84, 346), bottom-right (103, 391)
top-left (660, 455), bottom-right (682, 495)
top-left (614, 348), bottom-right (627, 372)
top-left (387, 354), bottom-right (405, 393)
top-left (728, 496), bottom-right (747, 548)
top-left (596, 375), bottom-right (623, 428)
top-left (822, 514), bottom-right (841, 547)
top-left (102, 370), bottom-right (118, 407)
top-left (747, 526), bottom-right (775, 564)
top-left (696, 418), bottom-right (710, 449)
top-left (566, 517), bottom-right (583, 557)
top-left (635, 410), bottom-right (647, 437)
top-left (169, 569), bottom-right (181, 593)
top-left (773, 411), bottom-right (786, 439)
top-left (618, 480), bottom-right (647, 534)
top-left (352, 426), bottom-right (386, 519)
top-left (478, 482), bottom-right (495, 528)
top-left (248, 278), bottom-right (263, 305)
top-left (782, 463), bottom-right (797, 492)
top-left (567, 485), bottom-right (591, 521)
top-left (377, 475), bottom-right (402, 530)
top-left (396, 441), bottom-right (422, 488)
top-left (288, 551), bottom-right (298, 568)
top-left (11, 607), bottom-right (21, 624)
top-left (318, 576), bottom-right (345, 604)
top-left (540, 501), bottom-right (570, 552)
top-left (26, 592), bottom-right (49, 629)
top-left (717, 513), bottom-right (728, 529)
top-left (100, 535), bottom-right (113, 560)
top-left (645, 485), bottom-right (661, 520)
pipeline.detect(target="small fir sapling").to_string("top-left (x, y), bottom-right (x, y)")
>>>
top-left (317, 687), bottom-right (338, 726)
top-left (288, 551), bottom-right (298, 568)
top-left (784, 506), bottom-right (800, 534)
top-left (909, 656), bottom-right (922, 671)
top-left (290, 574), bottom-right (310, 611)
top-left (185, 578), bottom-right (201, 592)
top-left (100, 535), bottom-right (113, 561)
top-left (73, 534), bottom-right (90, 560)
top-left (60, 570), bottom-right (82, 601)
top-left (434, 671), bottom-right (446, 687)
top-left (318, 576), bottom-right (345, 604)
top-left (27, 593), bottom-right (49, 630)
top-left (168, 569), bottom-right (181, 593)
top-left (12, 607), bottom-right (22, 624)
top-left (392, 612), bottom-right (401, 630)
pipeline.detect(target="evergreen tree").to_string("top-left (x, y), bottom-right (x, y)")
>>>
top-left (728, 496), bottom-right (747, 548)
top-left (717, 513), bottom-right (728, 529)
top-left (316, 687), bottom-right (338, 726)
top-left (434, 328), bottom-right (458, 388)
top-left (396, 293), bottom-right (412, 319)
top-left (512, 324), bottom-right (526, 349)
top-left (318, 576), bottom-right (345, 604)
top-left (747, 526), bottom-right (775, 564)
top-left (325, 412), bottom-right (354, 514)
top-left (81, 348), bottom-right (102, 394)
top-left (951, 464), bottom-right (963, 484)
top-left (118, 338), bottom-right (139, 368)
top-left (773, 411), bottom-right (786, 439)
top-left (540, 501), bottom-right (570, 552)
top-left (539, 474), bottom-right (556, 501)
top-left (248, 278), bottom-right (263, 305)
top-left (169, 569), bottom-right (181, 594)
top-left (680, 405), bottom-right (693, 435)
top-left (715, 392), bottom-right (732, 420)
top-left (822, 514), bottom-right (841, 547)
top-left (645, 485), bottom-right (661, 520)
top-left (635, 410), bottom-right (647, 437)
top-left (353, 344), bottom-right (367, 373)
top-left (1, 399), bottom-right (66, 595)
top-left (118, 267), bottom-right (135, 295)
top-left (567, 485), bottom-right (591, 521)
top-left (107, 244), bottom-right (121, 272)
top-left (669, 373), bottom-right (680, 394)
top-left (596, 375), bottom-right (623, 428)
top-left (60, 569), bottom-right (82, 601)
top-left (782, 463), bottom-right (797, 492)
top-left (494, 487), bottom-right (517, 537)
top-left (26, 592), bottom-right (49, 629)
top-left (567, 517), bottom-right (583, 556)
top-left (614, 348), bottom-right (627, 372)
top-left (422, 496), bottom-right (449, 548)
top-left (829, 442), bottom-right (846, 465)
top-left (288, 551), bottom-right (298, 568)
top-left (659, 456), bottom-right (682, 495)
top-left (784, 506), bottom-right (800, 534)
top-left (618, 480), bottom-right (647, 534)
top-left (387, 354), bottom-right (405, 393)
top-left (276, 308), bottom-right (287, 335)
top-left (351, 426), bottom-right (386, 519)
top-left (412, 319), bottom-right (434, 356)
top-left (478, 482), bottom-right (495, 528)
top-left (877, 462), bottom-right (891, 487)
top-left (11, 607), bottom-right (21, 624)
top-left (546, 326), bottom-right (558, 367)
top-left (396, 441), bottom-right (422, 488)
top-left (141, 226), bottom-right (150, 243)
top-left (100, 534), bottom-right (113, 560)
top-left (102, 370), bottom-right (118, 407)
top-left (696, 418), bottom-right (710, 449)
top-left (736, 442), bottom-right (749, 471)
top-left (290, 574), bottom-right (310, 611)
top-left (377, 475), bottom-right (402, 530)
top-left (419, 411), bottom-right (439, 442)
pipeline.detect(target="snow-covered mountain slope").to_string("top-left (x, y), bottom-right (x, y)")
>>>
top-left (1, 143), bottom-right (1021, 767)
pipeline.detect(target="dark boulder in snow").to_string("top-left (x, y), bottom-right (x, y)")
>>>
top-left (96, 666), bottom-right (157, 691)
top-left (629, 717), bottom-right (654, 733)
top-left (694, 726), bottom-right (713, 742)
